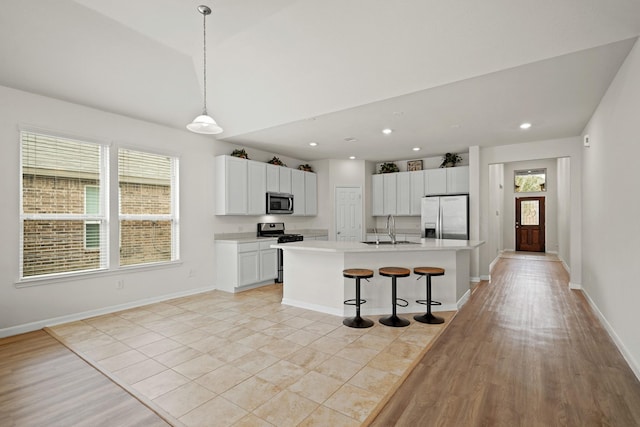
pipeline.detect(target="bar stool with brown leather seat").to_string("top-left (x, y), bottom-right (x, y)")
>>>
top-left (413, 266), bottom-right (445, 324)
top-left (378, 266), bottom-right (411, 327)
top-left (342, 268), bottom-right (374, 328)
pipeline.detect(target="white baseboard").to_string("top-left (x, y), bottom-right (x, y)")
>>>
top-left (457, 289), bottom-right (470, 309)
top-left (470, 276), bottom-right (481, 283)
top-left (569, 282), bottom-right (582, 290)
top-left (480, 275), bottom-right (491, 282)
top-left (580, 288), bottom-right (640, 381)
top-left (0, 285), bottom-right (216, 339)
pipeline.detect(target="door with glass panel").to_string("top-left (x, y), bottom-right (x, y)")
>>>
top-left (515, 197), bottom-right (545, 252)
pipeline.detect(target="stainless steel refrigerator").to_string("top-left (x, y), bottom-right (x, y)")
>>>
top-left (421, 195), bottom-right (469, 240)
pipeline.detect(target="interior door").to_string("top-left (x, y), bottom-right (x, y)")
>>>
top-left (335, 187), bottom-right (362, 241)
top-left (515, 197), bottom-right (545, 252)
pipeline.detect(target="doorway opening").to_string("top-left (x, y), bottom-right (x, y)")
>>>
top-left (515, 196), bottom-right (545, 252)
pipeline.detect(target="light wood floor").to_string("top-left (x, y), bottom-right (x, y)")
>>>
top-left (370, 254), bottom-right (640, 426)
top-left (0, 330), bottom-right (170, 427)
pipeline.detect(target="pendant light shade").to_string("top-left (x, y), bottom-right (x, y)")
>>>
top-left (187, 114), bottom-right (223, 134)
top-left (187, 5), bottom-right (223, 135)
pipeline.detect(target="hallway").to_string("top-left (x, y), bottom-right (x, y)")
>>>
top-left (370, 254), bottom-right (640, 426)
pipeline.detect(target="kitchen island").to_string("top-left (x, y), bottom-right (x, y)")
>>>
top-left (272, 239), bottom-right (484, 317)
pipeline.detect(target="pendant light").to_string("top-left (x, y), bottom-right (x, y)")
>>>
top-left (187, 5), bottom-right (223, 135)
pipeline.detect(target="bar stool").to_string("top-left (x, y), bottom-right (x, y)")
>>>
top-left (413, 266), bottom-right (445, 324)
top-left (343, 268), bottom-right (374, 328)
top-left (378, 267), bottom-right (411, 327)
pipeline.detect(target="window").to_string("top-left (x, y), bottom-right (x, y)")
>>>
top-left (20, 132), bottom-right (108, 278)
top-left (19, 131), bottom-right (179, 281)
top-left (84, 186), bottom-right (100, 250)
top-left (514, 169), bottom-right (546, 193)
top-left (118, 148), bottom-right (179, 267)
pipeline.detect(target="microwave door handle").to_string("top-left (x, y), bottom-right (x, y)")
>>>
top-left (288, 197), bottom-right (293, 211)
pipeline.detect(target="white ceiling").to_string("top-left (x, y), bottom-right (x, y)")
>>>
top-left (1, 0), bottom-right (639, 161)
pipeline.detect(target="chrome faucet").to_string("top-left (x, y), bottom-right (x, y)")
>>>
top-left (386, 214), bottom-right (396, 244)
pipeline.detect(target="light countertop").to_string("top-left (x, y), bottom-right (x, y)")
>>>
top-left (215, 229), bottom-right (328, 243)
top-left (272, 238), bottom-right (484, 253)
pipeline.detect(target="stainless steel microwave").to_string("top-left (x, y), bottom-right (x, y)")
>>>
top-left (266, 192), bottom-right (294, 214)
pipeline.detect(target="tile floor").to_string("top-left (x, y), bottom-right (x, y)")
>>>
top-left (48, 284), bottom-right (452, 427)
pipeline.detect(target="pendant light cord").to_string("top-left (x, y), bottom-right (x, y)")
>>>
top-left (202, 10), bottom-right (208, 116)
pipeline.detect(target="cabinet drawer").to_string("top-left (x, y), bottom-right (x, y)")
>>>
top-left (259, 240), bottom-right (276, 250)
top-left (238, 242), bottom-right (259, 253)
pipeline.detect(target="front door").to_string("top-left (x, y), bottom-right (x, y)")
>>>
top-left (335, 187), bottom-right (362, 241)
top-left (515, 197), bottom-right (545, 252)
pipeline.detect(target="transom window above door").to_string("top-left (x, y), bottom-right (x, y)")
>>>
top-left (514, 169), bottom-right (546, 193)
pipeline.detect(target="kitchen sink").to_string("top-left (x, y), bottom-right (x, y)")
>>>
top-left (362, 241), bottom-right (419, 245)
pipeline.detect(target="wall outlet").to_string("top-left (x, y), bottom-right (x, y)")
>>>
top-left (117, 279), bottom-right (124, 289)
top-left (583, 134), bottom-right (590, 147)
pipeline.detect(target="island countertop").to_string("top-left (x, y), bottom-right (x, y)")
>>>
top-left (274, 238), bottom-right (484, 317)
top-left (272, 238), bottom-right (484, 253)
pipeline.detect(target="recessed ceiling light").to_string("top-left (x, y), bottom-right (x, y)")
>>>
top-left (349, 156), bottom-right (356, 160)
top-left (412, 147), bottom-right (421, 151)
top-left (520, 122), bottom-right (532, 129)
top-left (309, 142), bottom-right (318, 147)
top-left (382, 128), bottom-right (393, 135)
top-left (344, 137), bottom-right (358, 142)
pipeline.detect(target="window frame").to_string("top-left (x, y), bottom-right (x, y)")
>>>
top-left (514, 168), bottom-right (547, 193)
top-left (17, 129), bottom-right (181, 285)
top-left (117, 148), bottom-right (180, 268)
top-left (19, 130), bottom-right (110, 281)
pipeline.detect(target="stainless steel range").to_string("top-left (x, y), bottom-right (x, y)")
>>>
top-left (257, 222), bottom-right (303, 283)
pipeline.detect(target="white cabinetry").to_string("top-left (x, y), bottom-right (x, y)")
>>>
top-left (372, 174), bottom-right (384, 216)
top-left (396, 172), bottom-right (411, 216)
top-left (383, 173), bottom-right (397, 215)
top-left (215, 156), bottom-right (247, 215)
top-left (266, 164), bottom-right (280, 192)
top-left (215, 155), bottom-right (317, 216)
top-left (410, 171), bottom-right (425, 215)
top-left (305, 172), bottom-right (317, 216)
top-left (216, 239), bottom-right (277, 292)
top-left (446, 166), bottom-right (469, 194)
top-left (425, 168), bottom-right (447, 195)
top-left (248, 161), bottom-right (266, 215)
top-left (238, 243), bottom-right (260, 287)
top-left (279, 167), bottom-right (292, 194)
top-left (371, 165), bottom-right (469, 216)
top-left (259, 241), bottom-right (277, 281)
top-left (291, 169), bottom-right (305, 216)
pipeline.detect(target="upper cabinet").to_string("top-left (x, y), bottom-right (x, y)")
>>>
top-left (247, 161), bottom-right (266, 215)
top-left (446, 166), bottom-right (469, 194)
top-left (216, 156), bottom-right (248, 215)
top-left (216, 155), bottom-right (317, 216)
top-left (304, 172), bottom-right (317, 216)
top-left (425, 169), bottom-right (447, 195)
top-left (371, 166), bottom-right (469, 216)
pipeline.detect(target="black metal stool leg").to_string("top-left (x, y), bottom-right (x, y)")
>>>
top-left (380, 276), bottom-right (410, 327)
top-left (414, 274), bottom-right (444, 324)
top-left (343, 277), bottom-right (374, 328)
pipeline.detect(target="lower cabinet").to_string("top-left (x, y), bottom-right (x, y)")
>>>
top-left (216, 240), bottom-right (278, 292)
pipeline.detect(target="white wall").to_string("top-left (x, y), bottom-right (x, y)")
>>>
top-left (502, 159), bottom-right (558, 252)
top-left (0, 85), bottom-right (325, 336)
top-left (581, 38), bottom-right (640, 376)
top-left (487, 163), bottom-right (504, 264)
top-left (0, 85), bottom-right (217, 335)
top-left (557, 157), bottom-right (571, 270)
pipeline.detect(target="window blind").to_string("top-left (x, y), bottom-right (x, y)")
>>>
top-left (118, 148), bottom-right (178, 267)
top-left (20, 132), bottom-right (108, 278)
